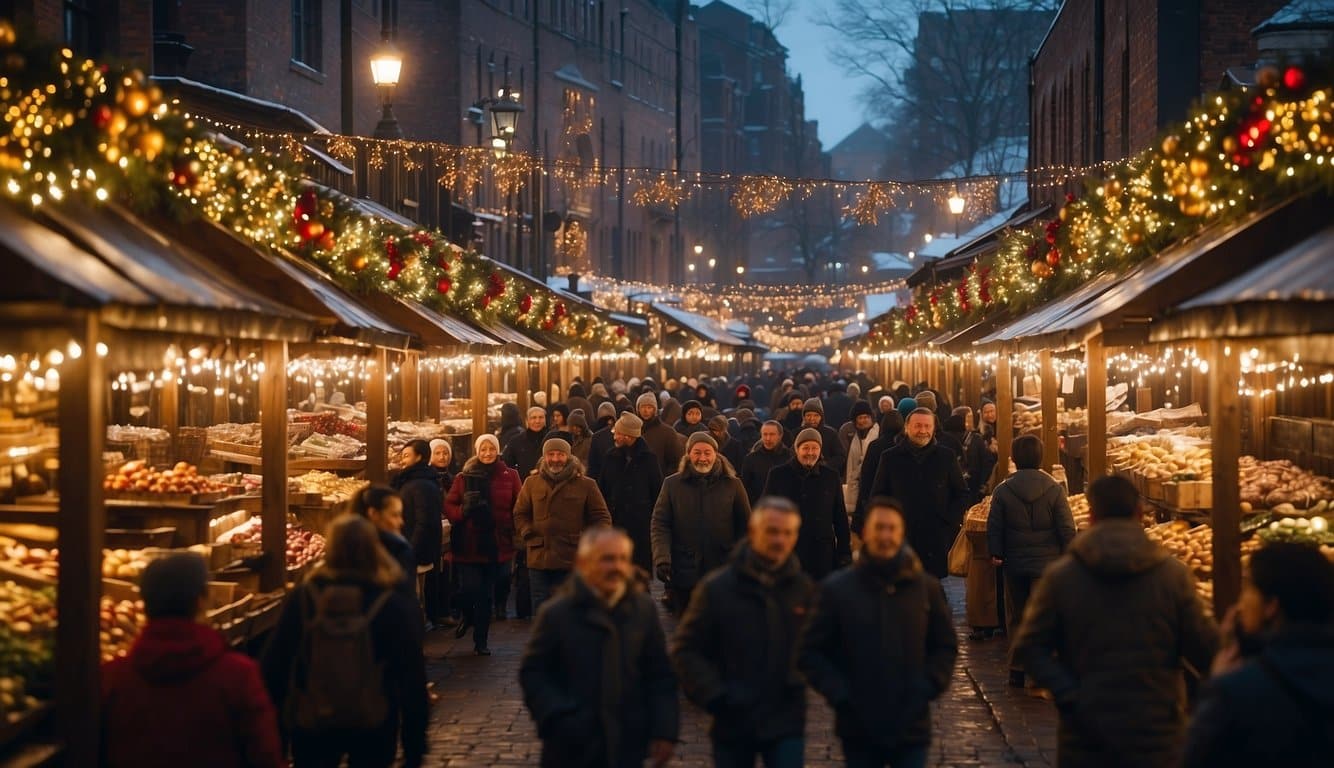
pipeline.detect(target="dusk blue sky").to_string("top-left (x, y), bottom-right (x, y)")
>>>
top-left (774, 0), bottom-right (879, 149)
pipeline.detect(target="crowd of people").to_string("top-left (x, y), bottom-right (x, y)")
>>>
top-left (97, 369), bottom-right (1334, 767)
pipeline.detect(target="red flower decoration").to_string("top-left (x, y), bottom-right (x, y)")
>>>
top-left (387, 262), bottom-right (402, 280)
top-left (413, 231), bottom-right (435, 246)
top-left (615, 326), bottom-right (626, 338)
top-left (519, 294), bottom-right (533, 315)
top-left (384, 237), bottom-right (400, 262)
top-left (554, 302), bottom-right (567, 319)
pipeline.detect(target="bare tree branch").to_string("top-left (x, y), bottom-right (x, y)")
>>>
top-left (742, 0), bottom-right (795, 32)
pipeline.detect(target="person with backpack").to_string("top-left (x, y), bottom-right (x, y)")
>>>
top-left (987, 435), bottom-right (1076, 690)
top-left (444, 433), bottom-right (522, 655)
top-left (102, 553), bottom-right (284, 768)
top-left (262, 514), bottom-right (429, 768)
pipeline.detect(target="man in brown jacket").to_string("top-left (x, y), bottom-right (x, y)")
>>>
top-left (513, 437), bottom-right (612, 610)
top-left (1012, 475), bottom-right (1217, 767)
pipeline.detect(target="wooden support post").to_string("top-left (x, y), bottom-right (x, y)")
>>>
top-left (539, 358), bottom-right (551, 403)
top-left (365, 348), bottom-right (388, 484)
top-left (964, 357), bottom-right (981, 411)
top-left (258, 340), bottom-right (289, 593)
top-left (471, 357), bottom-right (489, 441)
top-left (1040, 349), bottom-right (1060, 470)
top-left (57, 313), bottom-right (105, 766)
top-left (1209, 340), bottom-right (1243, 615)
top-left (212, 374), bottom-right (230, 426)
top-left (996, 353), bottom-right (1014, 486)
top-left (944, 358), bottom-right (956, 409)
top-left (160, 371), bottom-right (179, 433)
top-left (559, 355), bottom-right (571, 401)
top-left (1086, 336), bottom-right (1108, 481)
top-left (401, 352), bottom-right (419, 421)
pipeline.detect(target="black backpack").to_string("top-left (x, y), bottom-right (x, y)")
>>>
top-left (286, 583), bottom-right (393, 731)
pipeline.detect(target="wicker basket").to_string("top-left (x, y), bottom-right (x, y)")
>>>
top-left (176, 427), bottom-right (209, 465)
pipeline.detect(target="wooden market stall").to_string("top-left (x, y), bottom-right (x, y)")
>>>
top-left (0, 197), bottom-right (315, 765)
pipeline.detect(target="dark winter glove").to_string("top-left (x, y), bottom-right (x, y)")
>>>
top-left (655, 563), bottom-right (672, 585)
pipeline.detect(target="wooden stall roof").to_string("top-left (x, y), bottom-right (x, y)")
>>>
top-left (0, 199), bottom-right (312, 340)
top-left (972, 271), bottom-right (1122, 351)
top-left (650, 302), bottom-right (769, 353)
top-left (1006, 194), bottom-right (1324, 352)
top-left (1151, 222), bottom-right (1334, 343)
top-left (357, 292), bottom-right (502, 351)
top-left (148, 213), bottom-right (415, 350)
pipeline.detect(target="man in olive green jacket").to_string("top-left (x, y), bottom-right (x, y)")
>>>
top-left (514, 437), bottom-right (612, 610)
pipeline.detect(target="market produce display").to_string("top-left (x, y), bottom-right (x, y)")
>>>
top-left (99, 596), bottom-right (145, 662)
top-left (294, 432), bottom-right (365, 459)
top-left (295, 411), bottom-right (367, 441)
top-left (217, 518), bottom-right (326, 569)
top-left (1107, 435), bottom-right (1213, 481)
top-left (290, 471), bottom-right (367, 504)
top-left (102, 460), bottom-right (228, 497)
top-left (0, 581), bottom-right (54, 723)
top-left (0, 543), bottom-right (58, 581)
top-left (1239, 456), bottom-right (1334, 512)
top-left (1069, 493), bottom-right (1090, 530)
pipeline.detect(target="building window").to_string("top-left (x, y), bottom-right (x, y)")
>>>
top-left (64, 0), bottom-right (101, 56)
top-left (292, 0), bottom-right (323, 71)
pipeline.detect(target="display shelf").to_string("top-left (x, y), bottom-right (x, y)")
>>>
top-left (208, 449), bottom-right (367, 473)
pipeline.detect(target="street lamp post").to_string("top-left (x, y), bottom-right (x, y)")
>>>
top-left (486, 84), bottom-right (523, 158)
top-left (948, 189), bottom-right (966, 238)
top-left (370, 40), bottom-right (403, 139)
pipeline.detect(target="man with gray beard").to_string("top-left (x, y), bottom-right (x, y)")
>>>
top-left (651, 432), bottom-right (752, 612)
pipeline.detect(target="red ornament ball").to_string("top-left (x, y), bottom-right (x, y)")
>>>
top-left (316, 230), bottom-right (336, 251)
top-left (384, 238), bottom-right (400, 261)
top-left (519, 294), bottom-right (533, 314)
top-left (298, 220), bottom-right (325, 241)
top-left (1046, 248), bottom-right (1061, 267)
top-left (541, 320), bottom-right (554, 331)
top-left (387, 262), bottom-right (402, 280)
top-left (1283, 66), bottom-right (1305, 91)
top-left (615, 325), bottom-right (626, 338)
top-left (554, 302), bottom-right (567, 319)
top-left (437, 277), bottom-right (452, 294)
top-left (480, 295), bottom-right (492, 309)
top-left (92, 104), bottom-right (114, 129)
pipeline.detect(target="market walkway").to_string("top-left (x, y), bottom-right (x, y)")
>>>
top-left (422, 578), bottom-right (1058, 767)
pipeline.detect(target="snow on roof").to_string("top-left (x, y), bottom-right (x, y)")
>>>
top-left (652, 302), bottom-right (756, 347)
top-left (917, 201), bottom-right (1025, 260)
top-left (1255, 0), bottom-right (1334, 33)
top-left (871, 252), bottom-right (914, 272)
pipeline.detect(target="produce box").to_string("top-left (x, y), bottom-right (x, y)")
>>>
top-left (209, 440), bottom-right (262, 458)
top-left (1144, 476), bottom-right (1166, 502)
top-left (105, 527), bottom-right (176, 548)
top-left (1164, 481), bottom-right (1212, 510)
top-left (212, 566), bottom-right (261, 595)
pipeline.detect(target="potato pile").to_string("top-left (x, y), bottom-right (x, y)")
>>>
top-left (1239, 456), bottom-right (1334, 512)
top-left (291, 471), bottom-right (367, 503)
top-left (0, 542), bottom-right (58, 581)
top-left (100, 596), bottom-right (145, 662)
top-left (1107, 436), bottom-right (1212, 481)
top-left (1069, 494), bottom-right (1090, 530)
top-left (1146, 520), bottom-right (1262, 586)
top-left (103, 460), bottom-right (227, 496)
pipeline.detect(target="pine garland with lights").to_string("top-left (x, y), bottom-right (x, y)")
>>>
top-left (862, 64), bottom-right (1334, 350)
top-left (0, 23), bottom-right (630, 350)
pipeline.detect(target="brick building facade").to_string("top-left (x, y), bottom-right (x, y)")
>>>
top-left (4, 0), bottom-right (700, 284)
top-left (1030, 0), bottom-right (1287, 207)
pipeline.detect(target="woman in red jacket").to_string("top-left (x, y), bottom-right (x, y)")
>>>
top-left (444, 433), bottom-right (522, 655)
top-left (102, 553), bottom-right (284, 768)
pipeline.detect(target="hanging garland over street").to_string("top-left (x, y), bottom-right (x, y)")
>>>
top-left (856, 65), bottom-right (1334, 350)
top-left (0, 24), bottom-right (629, 350)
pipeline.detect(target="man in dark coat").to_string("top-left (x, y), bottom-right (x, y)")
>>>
top-left (762, 428), bottom-right (851, 581)
top-left (672, 498), bottom-right (815, 767)
top-left (988, 435), bottom-right (1076, 686)
top-left (1181, 543), bottom-right (1334, 768)
top-left (392, 440), bottom-right (444, 625)
top-left (864, 407), bottom-right (968, 578)
top-left (501, 406), bottom-right (548, 478)
top-left (779, 392), bottom-right (806, 441)
top-left (740, 421), bottom-right (793, 506)
top-left (1013, 475), bottom-right (1217, 768)
top-left (651, 432), bottom-right (752, 611)
top-left (585, 402), bottom-right (618, 480)
top-left (597, 414), bottom-right (664, 575)
top-left (822, 382), bottom-right (854, 432)
top-left (798, 397), bottom-right (845, 476)
top-left (855, 410), bottom-right (904, 522)
top-left (800, 498), bottom-right (957, 767)
top-left (708, 415), bottom-right (745, 472)
top-left (520, 529), bottom-right (679, 768)
top-left (638, 391), bottom-right (686, 477)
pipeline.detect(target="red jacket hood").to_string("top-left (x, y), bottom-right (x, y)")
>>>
top-left (129, 618), bottom-right (229, 684)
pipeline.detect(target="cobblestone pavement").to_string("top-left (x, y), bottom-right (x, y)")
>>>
top-left (423, 577), bottom-right (1057, 767)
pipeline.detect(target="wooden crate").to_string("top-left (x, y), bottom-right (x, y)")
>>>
top-left (1164, 481), bottom-right (1213, 510)
top-left (1268, 416), bottom-right (1313, 466)
top-left (1143, 476), bottom-right (1166, 502)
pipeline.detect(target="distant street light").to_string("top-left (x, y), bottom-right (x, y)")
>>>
top-left (735, 265), bottom-right (745, 275)
top-left (485, 83), bottom-right (523, 159)
top-left (693, 244), bottom-right (704, 256)
top-left (370, 40), bottom-right (404, 139)
top-left (948, 189), bottom-right (966, 237)
top-left (707, 257), bottom-right (716, 269)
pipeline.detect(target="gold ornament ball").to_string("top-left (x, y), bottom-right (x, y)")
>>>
top-left (1058, 206), bottom-right (1070, 222)
top-left (1179, 198), bottom-right (1208, 217)
top-left (1255, 66), bottom-right (1280, 89)
top-left (1222, 136), bottom-right (1238, 154)
top-left (123, 88), bottom-right (152, 118)
top-left (0, 20), bottom-right (16, 47)
top-left (1161, 135), bottom-right (1181, 155)
top-left (1031, 260), bottom-right (1053, 279)
top-left (1173, 181), bottom-right (1190, 197)
top-left (1188, 157), bottom-right (1210, 179)
top-left (1128, 230), bottom-right (1144, 246)
top-left (107, 110), bottom-right (129, 137)
top-left (348, 252), bottom-right (369, 272)
top-left (135, 129), bottom-right (165, 160)
top-left (1107, 179), bottom-right (1123, 197)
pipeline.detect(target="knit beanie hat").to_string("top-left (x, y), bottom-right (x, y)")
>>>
top-left (708, 415), bottom-right (729, 431)
top-left (613, 413), bottom-right (643, 437)
top-left (734, 408), bottom-right (756, 423)
top-left (568, 409), bottom-right (589, 432)
top-left (795, 428), bottom-right (823, 447)
top-left (475, 433), bottom-right (500, 453)
top-left (803, 397), bottom-right (824, 415)
top-left (542, 437), bottom-right (572, 455)
top-left (686, 432), bottom-right (718, 451)
top-left (851, 400), bottom-right (874, 420)
top-left (527, 406), bottom-right (546, 419)
top-left (915, 391), bottom-right (938, 411)
top-left (896, 397), bottom-right (919, 419)
top-left (636, 392), bottom-right (658, 412)
top-left (597, 401), bottom-right (616, 420)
